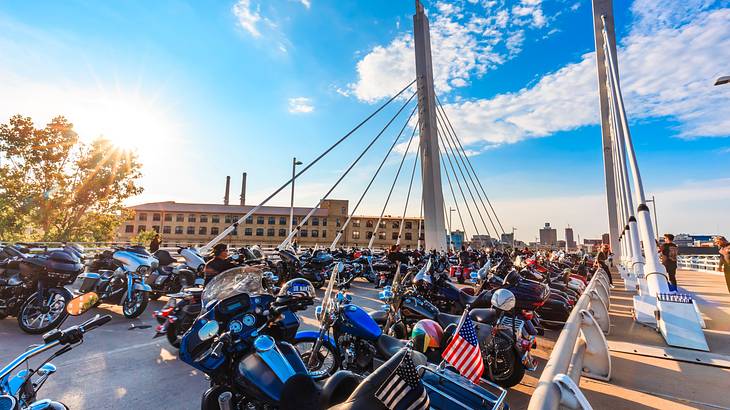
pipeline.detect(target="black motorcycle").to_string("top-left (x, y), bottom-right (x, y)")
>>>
top-left (146, 250), bottom-right (196, 300)
top-left (274, 249), bottom-right (326, 288)
top-left (0, 245), bottom-right (82, 334)
top-left (153, 287), bottom-right (203, 348)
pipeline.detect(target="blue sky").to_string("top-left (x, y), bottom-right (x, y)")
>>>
top-left (1, 0), bottom-right (728, 241)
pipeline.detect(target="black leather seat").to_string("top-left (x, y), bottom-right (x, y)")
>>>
top-left (368, 310), bottom-right (387, 325)
top-left (470, 308), bottom-right (500, 325)
top-left (375, 334), bottom-right (407, 360)
top-left (436, 312), bottom-right (462, 329)
top-left (458, 289), bottom-right (492, 309)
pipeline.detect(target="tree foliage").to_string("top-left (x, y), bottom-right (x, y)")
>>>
top-left (0, 115), bottom-right (143, 241)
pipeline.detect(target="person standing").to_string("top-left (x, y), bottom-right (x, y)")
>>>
top-left (595, 244), bottom-right (614, 287)
top-left (714, 236), bottom-right (730, 293)
top-left (660, 234), bottom-right (679, 290)
top-left (149, 233), bottom-right (161, 253)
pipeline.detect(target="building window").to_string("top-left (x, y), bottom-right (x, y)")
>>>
top-left (378, 232), bottom-right (386, 240)
top-left (198, 227), bottom-right (207, 235)
top-left (392, 221), bottom-right (399, 229)
top-left (341, 207), bottom-right (346, 214)
top-left (163, 226), bottom-right (171, 234)
top-left (225, 215), bottom-right (232, 224)
top-left (188, 215), bottom-right (196, 223)
top-left (268, 216), bottom-right (276, 225)
top-left (300, 229), bottom-right (308, 238)
top-left (232, 228), bottom-right (238, 235)
top-left (257, 216), bottom-right (264, 224)
top-left (352, 231), bottom-right (360, 239)
top-left (311, 230), bottom-right (319, 238)
top-left (352, 220), bottom-right (360, 227)
top-left (125, 225), bottom-right (134, 233)
top-left (267, 228), bottom-right (275, 236)
top-left (137, 225), bottom-right (146, 233)
top-left (405, 232), bottom-right (412, 240)
top-left (279, 217), bottom-right (286, 225)
top-left (138, 213), bottom-right (147, 221)
top-left (200, 215), bottom-right (208, 223)
top-left (212, 215), bottom-right (220, 223)
top-left (292, 217), bottom-right (298, 226)
top-left (405, 221), bottom-right (413, 229)
top-left (366, 231), bottom-right (373, 239)
top-left (244, 228), bottom-right (252, 236)
top-left (175, 226), bottom-right (183, 234)
top-left (419, 232), bottom-right (424, 240)
top-left (278, 228), bottom-right (286, 237)
top-left (211, 227), bottom-right (219, 235)
top-left (392, 232), bottom-right (398, 240)
top-left (366, 220), bottom-right (373, 228)
top-left (152, 213), bottom-right (160, 222)
top-left (312, 217), bottom-right (319, 226)
top-left (164, 214), bottom-right (172, 222)
top-left (336, 218), bottom-right (341, 227)
top-left (152, 225), bottom-right (160, 233)
top-left (379, 221), bottom-right (386, 229)
top-left (173, 214), bottom-right (182, 222)
top-left (322, 218), bottom-right (328, 227)
top-left (246, 216), bottom-right (253, 224)
top-left (186, 226), bottom-right (195, 235)
top-left (256, 228), bottom-right (264, 236)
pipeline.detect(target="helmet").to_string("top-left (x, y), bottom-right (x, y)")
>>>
top-left (491, 288), bottom-right (516, 312)
top-left (410, 319), bottom-right (443, 353)
top-left (278, 278), bottom-right (315, 302)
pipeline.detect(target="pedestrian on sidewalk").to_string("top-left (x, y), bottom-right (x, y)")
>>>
top-left (714, 236), bottom-right (730, 293)
top-left (595, 244), bottom-right (614, 287)
top-left (660, 234), bottom-right (679, 290)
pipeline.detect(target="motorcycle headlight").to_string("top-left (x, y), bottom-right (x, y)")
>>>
top-left (137, 266), bottom-right (150, 276)
top-left (151, 260), bottom-right (159, 269)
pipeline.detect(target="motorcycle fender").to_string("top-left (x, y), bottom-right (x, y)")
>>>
top-left (27, 399), bottom-right (68, 410)
top-left (133, 282), bottom-right (152, 292)
top-left (293, 330), bottom-right (337, 348)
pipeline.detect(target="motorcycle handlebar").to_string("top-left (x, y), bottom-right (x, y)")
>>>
top-left (80, 314), bottom-right (112, 333)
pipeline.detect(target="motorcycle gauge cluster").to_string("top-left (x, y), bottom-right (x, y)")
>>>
top-left (242, 314), bottom-right (256, 327)
top-left (229, 320), bottom-right (243, 333)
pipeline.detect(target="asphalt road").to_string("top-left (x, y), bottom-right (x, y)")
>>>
top-left (0, 279), bottom-right (546, 409)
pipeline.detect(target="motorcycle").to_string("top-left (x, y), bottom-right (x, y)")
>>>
top-left (1, 245), bottom-right (83, 334)
top-left (178, 266), bottom-right (314, 409)
top-left (274, 249), bottom-right (326, 289)
top-left (147, 249), bottom-right (196, 300)
top-left (69, 246), bottom-right (155, 318)
top-left (0, 292), bottom-right (111, 409)
top-left (152, 287), bottom-right (203, 348)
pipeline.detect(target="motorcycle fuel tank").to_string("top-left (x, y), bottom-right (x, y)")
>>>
top-left (340, 304), bottom-right (382, 340)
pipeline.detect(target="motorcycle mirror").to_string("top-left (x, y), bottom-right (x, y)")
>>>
top-left (198, 320), bottom-right (220, 342)
top-left (66, 292), bottom-right (99, 316)
top-left (337, 261), bottom-right (344, 273)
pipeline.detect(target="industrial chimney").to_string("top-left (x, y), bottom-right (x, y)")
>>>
top-left (240, 172), bottom-right (247, 206)
top-left (224, 176), bottom-right (231, 205)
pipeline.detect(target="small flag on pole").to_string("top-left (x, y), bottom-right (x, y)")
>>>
top-left (375, 349), bottom-right (430, 410)
top-left (442, 315), bottom-right (484, 383)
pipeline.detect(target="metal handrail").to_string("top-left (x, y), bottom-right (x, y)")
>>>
top-left (678, 254), bottom-right (721, 273)
top-left (528, 269), bottom-right (612, 410)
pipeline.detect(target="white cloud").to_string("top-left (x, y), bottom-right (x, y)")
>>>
top-left (349, 0), bottom-right (554, 102)
top-left (232, 0), bottom-right (262, 38)
top-left (299, 0), bottom-right (311, 9)
top-left (288, 97), bottom-right (315, 113)
top-left (442, 6), bottom-right (730, 146)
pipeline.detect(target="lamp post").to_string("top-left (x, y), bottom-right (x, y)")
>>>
top-left (289, 158), bottom-right (303, 235)
top-left (511, 227), bottom-right (517, 249)
top-left (645, 195), bottom-right (659, 241)
top-left (448, 207), bottom-right (455, 251)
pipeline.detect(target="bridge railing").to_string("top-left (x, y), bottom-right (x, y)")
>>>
top-left (528, 269), bottom-right (612, 410)
top-left (678, 254), bottom-right (720, 273)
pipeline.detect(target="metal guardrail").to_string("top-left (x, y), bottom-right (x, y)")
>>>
top-left (528, 269), bottom-right (612, 410)
top-left (678, 254), bottom-right (721, 273)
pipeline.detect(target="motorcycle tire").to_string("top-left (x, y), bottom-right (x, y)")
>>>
top-left (486, 335), bottom-right (524, 388)
top-left (122, 291), bottom-right (149, 319)
top-left (17, 288), bottom-right (71, 334)
top-left (166, 321), bottom-right (181, 348)
top-left (293, 336), bottom-right (340, 380)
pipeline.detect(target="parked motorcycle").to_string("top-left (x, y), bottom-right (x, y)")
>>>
top-left (69, 246), bottom-right (155, 318)
top-left (152, 287), bottom-right (203, 348)
top-left (147, 250), bottom-right (196, 300)
top-left (0, 292), bottom-right (110, 409)
top-left (274, 249), bottom-right (326, 288)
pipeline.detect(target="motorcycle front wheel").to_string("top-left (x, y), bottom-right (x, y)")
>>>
top-left (122, 290), bottom-right (149, 318)
top-left (18, 288), bottom-right (71, 334)
top-left (293, 337), bottom-right (340, 380)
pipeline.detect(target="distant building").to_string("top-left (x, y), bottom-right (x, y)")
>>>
top-left (501, 232), bottom-right (514, 245)
top-left (449, 230), bottom-right (465, 250)
top-left (584, 238), bottom-right (603, 253)
top-left (557, 240), bottom-right (566, 249)
top-left (565, 227), bottom-right (576, 250)
top-left (470, 234), bottom-right (496, 248)
top-left (539, 223), bottom-right (558, 248)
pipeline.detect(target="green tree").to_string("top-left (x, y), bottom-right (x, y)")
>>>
top-left (0, 115), bottom-right (143, 241)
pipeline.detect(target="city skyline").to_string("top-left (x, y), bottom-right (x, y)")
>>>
top-left (1, 0), bottom-right (728, 239)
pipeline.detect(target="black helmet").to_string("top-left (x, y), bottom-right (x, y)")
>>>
top-left (278, 278), bottom-right (315, 302)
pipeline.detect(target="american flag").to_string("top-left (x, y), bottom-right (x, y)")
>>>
top-left (375, 349), bottom-right (430, 410)
top-left (441, 315), bottom-right (484, 383)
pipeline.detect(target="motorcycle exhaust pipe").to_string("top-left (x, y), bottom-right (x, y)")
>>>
top-left (218, 391), bottom-right (233, 410)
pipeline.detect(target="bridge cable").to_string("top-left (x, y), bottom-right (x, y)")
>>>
top-left (438, 135), bottom-right (470, 240)
top-left (279, 90), bottom-right (418, 249)
top-left (436, 116), bottom-right (492, 239)
top-left (367, 115), bottom-right (420, 250)
top-left (395, 140), bottom-right (420, 247)
top-left (435, 95), bottom-right (506, 236)
top-left (200, 79), bottom-right (417, 253)
top-left (328, 105), bottom-right (418, 250)
top-left (435, 103), bottom-right (501, 238)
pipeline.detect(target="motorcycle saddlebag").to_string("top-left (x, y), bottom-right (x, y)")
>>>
top-left (419, 365), bottom-right (507, 410)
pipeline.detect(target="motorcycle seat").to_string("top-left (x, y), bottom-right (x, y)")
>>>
top-left (436, 312), bottom-right (462, 328)
top-left (368, 309), bottom-right (387, 325)
top-left (470, 308), bottom-right (499, 325)
top-left (458, 289), bottom-right (492, 309)
top-left (375, 334), bottom-right (407, 360)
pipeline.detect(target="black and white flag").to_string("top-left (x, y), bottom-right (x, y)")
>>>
top-left (375, 349), bottom-right (430, 410)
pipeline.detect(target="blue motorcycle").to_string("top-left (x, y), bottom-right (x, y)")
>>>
top-left (178, 267), bottom-right (316, 409)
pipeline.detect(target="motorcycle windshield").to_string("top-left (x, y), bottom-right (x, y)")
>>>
top-left (202, 267), bottom-right (267, 306)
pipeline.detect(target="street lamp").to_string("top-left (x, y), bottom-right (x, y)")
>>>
top-left (448, 207), bottom-right (455, 251)
top-left (715, 76), bottom-right (730, 86)
top-left (289, 157), bottom-right (303, 235)
top-left (645, 195), bottom-right (659, 241)
top-left (511, 227), bottom-right (517, 249)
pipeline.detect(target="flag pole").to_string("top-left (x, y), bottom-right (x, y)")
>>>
top-left (438, 303), bottom-right (471, 371)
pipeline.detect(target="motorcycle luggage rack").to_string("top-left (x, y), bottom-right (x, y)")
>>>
top-left (418, 364), bottom-right (507, 410)
top-left (498, 316), bottom-right (525, 336)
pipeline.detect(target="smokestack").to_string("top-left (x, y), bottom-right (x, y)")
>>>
top-left (240, 172), bottom-right (247, 206)
top-left (224, 176), bottom-right (231, 205)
